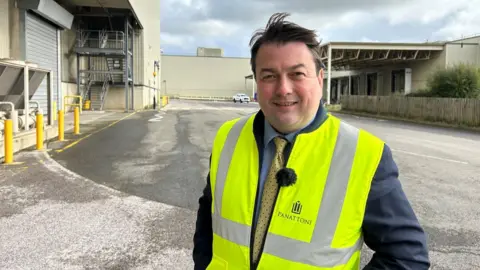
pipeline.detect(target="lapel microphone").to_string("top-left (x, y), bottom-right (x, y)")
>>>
top-left (276, 168), bottom-right (297, 187)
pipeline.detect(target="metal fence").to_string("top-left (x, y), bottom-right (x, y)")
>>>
top-left (340, 95), bottom-right (480, 127)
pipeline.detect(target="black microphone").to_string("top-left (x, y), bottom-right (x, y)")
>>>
top-left (276, 168), bottom-right (297, 187)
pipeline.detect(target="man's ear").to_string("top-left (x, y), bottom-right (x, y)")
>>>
top-left (317, 68), bottom-right (324, 86)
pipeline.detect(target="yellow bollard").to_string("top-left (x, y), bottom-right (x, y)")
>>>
top-left (36, 112), bottom-right (43, 150)
top-left (58, 110), bottom-right (64, 141)
top-left (74, 107), bottom-right (80, 135)
top-left (4, 119), bottom-right (13, 164)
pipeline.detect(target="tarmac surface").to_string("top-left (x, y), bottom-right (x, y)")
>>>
top-left (1, 99), bottom-right (479, 269)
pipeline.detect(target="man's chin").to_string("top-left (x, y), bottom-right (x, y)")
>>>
top-left (269, 117), bottom-right (303, 134)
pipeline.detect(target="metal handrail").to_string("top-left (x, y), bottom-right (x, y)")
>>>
top-left (64, 95), bottom-right (83, 114)
top-left (77, 30), bottom-right (125, 50)
top-left (100, 75), bottom-right (110, 110)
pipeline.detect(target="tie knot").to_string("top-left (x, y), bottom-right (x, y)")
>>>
top-left (273, 136), bottom-right (288, 152)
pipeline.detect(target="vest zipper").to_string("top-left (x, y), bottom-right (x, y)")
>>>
top-left (250, 187), bottom-right (281, 270)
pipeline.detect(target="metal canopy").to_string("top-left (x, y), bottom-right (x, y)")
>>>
top-left (319, 42), bottom-right (445, 70)
top-left (0, 61), bottom-right (49, 111)
top-left (59, 0), bottom-right (131, 9)
top-left (57, 0), bottom-right (143, 29)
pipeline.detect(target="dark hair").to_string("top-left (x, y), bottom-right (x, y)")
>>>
top-left (249, 12), bottom-right (324, 77)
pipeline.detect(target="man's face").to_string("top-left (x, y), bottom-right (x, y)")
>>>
top-left (254, 42), bottom-right (324, 134)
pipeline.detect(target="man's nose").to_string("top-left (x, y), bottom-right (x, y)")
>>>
top-left (275, 75), bottom-right (293, 96)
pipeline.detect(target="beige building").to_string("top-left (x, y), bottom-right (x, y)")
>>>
top-left (161, 54), bottom-right (256, 100)
top-left (161, 36), bottom-right (480, 104)
top-left (0, 0), bottom-right (161, 117)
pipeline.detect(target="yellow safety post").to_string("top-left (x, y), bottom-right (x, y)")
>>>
top-left (58, 110), bottom-right (64, 141)
top-left (4, 119), bottom-right (13, 164)
top-left (36, 112), bottom-right (43, 150)
top-left (74, 107), bottom-right (80, 135)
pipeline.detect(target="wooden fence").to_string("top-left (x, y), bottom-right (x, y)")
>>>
top-left (340, 95), bottom-right (480, 127)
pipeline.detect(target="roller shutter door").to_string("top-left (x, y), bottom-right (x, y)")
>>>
top-left (25, 12), bottom-right (58, 114)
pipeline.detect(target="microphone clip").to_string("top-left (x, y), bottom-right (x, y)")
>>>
top-left (276, 168), bottom-right (297, 187)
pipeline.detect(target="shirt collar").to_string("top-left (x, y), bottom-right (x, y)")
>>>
top-left (263, 113), bottom-right (315, 147)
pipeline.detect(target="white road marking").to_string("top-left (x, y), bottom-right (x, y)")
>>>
top-left (149, 113), bottom-right (164, 122)
top-left (391, 148), bottom-right (469, 165)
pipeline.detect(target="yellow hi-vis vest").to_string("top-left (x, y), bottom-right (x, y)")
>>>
top-left (208, 113), bottom-right (384, 270)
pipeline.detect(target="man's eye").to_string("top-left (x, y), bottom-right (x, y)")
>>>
top-left (291, 72), bottom-right (305, 79)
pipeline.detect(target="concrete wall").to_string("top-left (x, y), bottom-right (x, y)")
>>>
top-left (161, 55), bottom-right (255, 98)
top-left (60, 25), bottom-right (83, 83)
top-left (100, 86), bottom-right (155, 110)
top-left (129, 0), bottom-right (161, 94)
top-left (3, 0), bottom-right (26, 60)
top-left (0, 0), bottom-right (9, 58)
top-left (8, 0), bottom-right (25, 60)
top-left (445, 37), bottom-right (480, 67)
top-left (408, 50), bottom-right (446, 91)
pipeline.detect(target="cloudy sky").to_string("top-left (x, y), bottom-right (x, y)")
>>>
top-left (160, 0), bottom-right (480, 57)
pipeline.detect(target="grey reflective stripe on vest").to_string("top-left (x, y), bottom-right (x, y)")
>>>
top-left (213, 116), bottom-right (362, 267)
top-left (213, 115), bottom-right (251, 219)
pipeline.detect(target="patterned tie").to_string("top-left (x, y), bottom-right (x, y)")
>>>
top-left (252, 136), bottom-right (288, 264)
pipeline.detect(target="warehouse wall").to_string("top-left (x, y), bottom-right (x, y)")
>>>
top-left (129, 0), bottom-right (161, 104)
top-left (0, 0), bottom-right (10, 58)
top-left (161, 55), bottom-right (254, 98)
top-left (445, 36), bottom-right (480, 68)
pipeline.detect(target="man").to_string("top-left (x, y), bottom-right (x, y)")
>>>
top-left (193, 12), bottom-right (430, 270)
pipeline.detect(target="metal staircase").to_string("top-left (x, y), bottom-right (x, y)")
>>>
top-left (74, 19), bottom-right (134, 111)
top-left (89, 75), bottom-right (110, 110)
top-left (80, 64), bottom-right (95, 104)
top-left (106, 57), bottom-right (123, 83)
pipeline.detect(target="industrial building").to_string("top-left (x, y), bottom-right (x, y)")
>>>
top-left (320, 35), bottom-right (480, 104)
top-left (160, 35), bottom-right (480, 104)
top-left (0, 0), bottom-right (160, 157)
top-left (0, 0), bottom-right (161, 118)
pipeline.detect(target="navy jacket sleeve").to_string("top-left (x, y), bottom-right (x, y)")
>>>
top-left (362, 144), bottom-right (430, 270)
top-left (192, 156), bottom-right (213, 270)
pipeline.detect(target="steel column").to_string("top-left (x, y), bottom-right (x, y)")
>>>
top-left (76, 54), bottom-right (80, 96)
top-left (129, 23), bottom-right (134, 111)
top-left (124, 16), bottom-right (129, 112)
top-left (326, 45), bottom-right (332, 105)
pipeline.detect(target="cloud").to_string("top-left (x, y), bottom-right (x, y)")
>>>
top-left (433, 0), bottom-right (480, 40)
top-left (160, 0), bottom-right (480, 56)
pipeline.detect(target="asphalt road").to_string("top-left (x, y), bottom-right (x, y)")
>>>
top-left (330, 112), bottom-right (480, 269)
top-left (1, 99), bottom-right (479, 269)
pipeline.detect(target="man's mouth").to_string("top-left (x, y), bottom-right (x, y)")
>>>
top-left (273, 101), bottom-right (298, 107)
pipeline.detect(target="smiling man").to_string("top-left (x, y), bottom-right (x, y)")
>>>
top-left (193, 12), bottom-right (430, 270)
